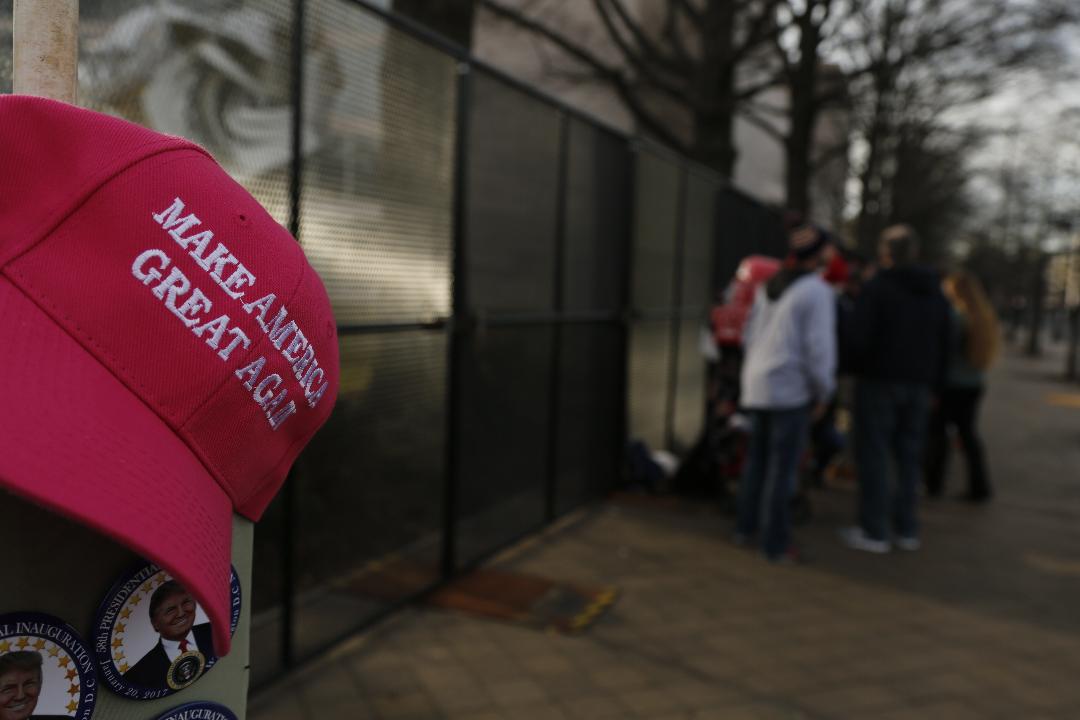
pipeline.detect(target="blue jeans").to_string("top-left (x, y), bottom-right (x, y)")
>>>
top-left (854, 380), bottom-right (930, 541)
top-left (737, 406), bottom-right (811, 558)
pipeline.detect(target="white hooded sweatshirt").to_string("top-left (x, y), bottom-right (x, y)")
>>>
top-left (740, 270), bottom-right (837, 410)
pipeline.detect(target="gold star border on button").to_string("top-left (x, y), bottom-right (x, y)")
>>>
top-left (49, 642), bottom-right (81, 707)
top-left (114, 571), bottom-right (169, 666)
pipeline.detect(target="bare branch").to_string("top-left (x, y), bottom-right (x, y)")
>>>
top-left (735, 71), bottom-right (787, 102)
top-left (811, 140), bottom-right (850, 172)
top-left (478, 0), bottom-right (688, 151)
top-left (743, 99), bottom-right (789, 118)
top-left (769, 20), bottom-right (796, 82)
top-left (590, 0), bottom-right (692, 105)
top-left (738, 106), bottom-right (786, 143)
top-left (733, 0), bottom-right (783, 65)
top-left (599, 0), bottom-right (689, 74)
top-left (660, 2), bottom-right (695, 68)
top-left (673, 0), bottom-right (702, 24)
top-left (480, 0), bottom-right (621, 80)
top-left (614, 80), bottom-right (691, 151)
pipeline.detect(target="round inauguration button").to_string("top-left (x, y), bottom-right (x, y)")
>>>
top-left (93, 562), bottom-right (241, 701)
top-left (0, 611), bottom-right (98, 719)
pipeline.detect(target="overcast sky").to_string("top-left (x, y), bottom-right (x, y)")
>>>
top-left (905, 22), bottom-right (1080, 244)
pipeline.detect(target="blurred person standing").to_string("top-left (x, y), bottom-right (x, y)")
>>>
top-left (925, 271), bottom-right (1000, 503)
top-left (736, 225), bottom-right (836, 562)
top-left (842, 225), bottom-right (951, 553)
top-left (807, 247), bottom-right (864, 488)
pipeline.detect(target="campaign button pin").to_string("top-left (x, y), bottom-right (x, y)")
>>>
top-left (0, 611), bottom-right (98, 720)
top-left (93, 562), bottom-right (241, 701)
top-left (153, 700), bottom-right (238, 720)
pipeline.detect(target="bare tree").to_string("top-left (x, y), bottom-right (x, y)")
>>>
top-left (888, 121), bottom-right (980, 265)
top-left (744, 0), bottom-right (849, 217)
top-left (835, 0), bottom-right (1075, 256)
top-left (478, 0), bottom-right (786, 178)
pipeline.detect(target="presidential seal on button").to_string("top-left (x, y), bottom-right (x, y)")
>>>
top-left (153, 701), bottom-right (237, 720)
top-left (93, 563), bottom-right (241, 700)
top-left (0, 612), bottom-right (98, 719)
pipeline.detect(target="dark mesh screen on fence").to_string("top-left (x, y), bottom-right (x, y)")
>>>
top-left (672, 317), bottom-right (706, 450)
top-left (631, 150), bottom-right (680, 313)
top-left (554, 119), bottom-right (630, 514)
top-left (455, 325), bottom-right (552, 566)
top-left (555, 324), bottom-right (624, 515)
top-left (714, 187), bottom-right (786, 289)
top-left (682, 172), bottom-right (718, 310)
top-left (564, 120), bottom-right (631, 314)
top-left (627, 319), bottom-right (671, 451)
top-left (466, 70), bottom-right (560, 314)
top-left (249, 494), bottom-right (285, 685)
top-left (670, 171), bottom-right (717, 450)
top-left (286, 0), bottom-right (454, 667)
top-left (293, 331), bottom-right (447, 656)
top-left (301, 0), bottom-right (456, 325)
top-left (628, 150), bottom-right (680, 450)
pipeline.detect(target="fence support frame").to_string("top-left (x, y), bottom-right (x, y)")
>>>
top-left (442, 61), bottom-right (473, 579)
top-left (280, 0), bottom-right (308, 672)
top-left (664, 166), bottom-right (690, 452)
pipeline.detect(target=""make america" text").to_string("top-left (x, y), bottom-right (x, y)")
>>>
top-left (127, 197), bottom-right (330, 430)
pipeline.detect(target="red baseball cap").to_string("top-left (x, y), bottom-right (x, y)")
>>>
top-left (0, 96), bottom-right (340, 655)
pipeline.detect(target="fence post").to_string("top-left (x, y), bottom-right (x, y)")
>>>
top-left (664, 166), bottom-right (689, 452)
top-left (442, 61), bottom-right (472, 580)
top-left (617, 148), bottom-right (639, 488)
top-left (544, 113), bottom-right (571, 522)
top-left (279, 0), bottom-right (308, 673)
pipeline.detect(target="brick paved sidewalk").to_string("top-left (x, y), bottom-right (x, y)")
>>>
top-left (250, 348), bottom-right (1080, 719)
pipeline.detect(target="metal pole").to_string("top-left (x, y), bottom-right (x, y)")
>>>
top-left (442, 62), bottom-right (472, 580)
top-left (544, 112), bottom-right (571, 522)
top-left (664, 167), bottom-right (689, 452)
top-left (616, 149), bottom-right (636, 488)
top-left (280, 0), bottom-right (307, 672)
top-left (13, 0), bottom-right (79, 103)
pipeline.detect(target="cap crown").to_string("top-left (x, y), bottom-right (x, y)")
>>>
top-left (0, 96), bottom-right (339, 518)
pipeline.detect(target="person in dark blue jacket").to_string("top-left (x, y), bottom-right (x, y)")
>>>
top-left (841, 225), bottom-right (951, 554)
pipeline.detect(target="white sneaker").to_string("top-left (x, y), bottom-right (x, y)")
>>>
top-left (839, 526), bottom-right (890, 554)
top-left (894, 536), bottom-right (921, 551)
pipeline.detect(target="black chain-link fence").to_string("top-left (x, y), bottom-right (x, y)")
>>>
top-left (0, 0), bottom-right (786, 687)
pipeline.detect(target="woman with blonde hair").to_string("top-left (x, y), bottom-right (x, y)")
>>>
top-left (925, 270), bottom-right (1000, 502)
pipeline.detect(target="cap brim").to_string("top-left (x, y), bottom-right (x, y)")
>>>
top-left (0, 278), bottom-right (234, 655)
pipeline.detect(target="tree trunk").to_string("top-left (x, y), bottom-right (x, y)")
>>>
top-left (694, 111), bottom-right (736, 178)
top-left (855, 98), bottom-right (886, 257)
top-left (855, 2), bottom-right (906, 258)
top-left (784, 4), bottom-right (822, 217)
top-left (855, 62), bottom-right (899, 259)
top-left (1026, 251), bottom-right (1046, 357)
top-left (784, 113), bottom-right (814, 217)
top-left (692, 0), bottom-right (738, 179)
